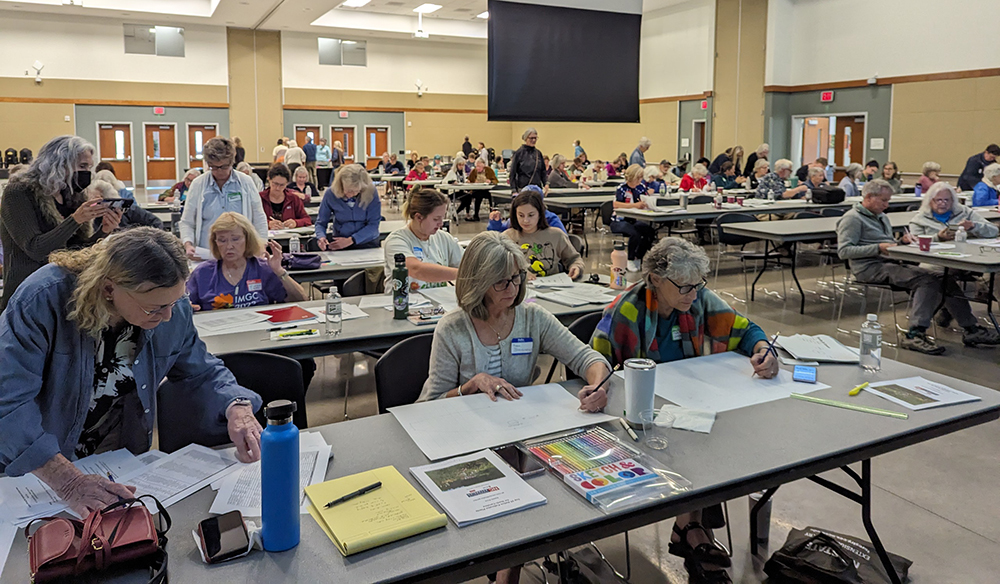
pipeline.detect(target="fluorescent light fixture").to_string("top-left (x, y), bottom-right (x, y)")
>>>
top-left (341, 0), bottom-right (371, 7)
top-left (476, 10), bottom-right (489, 18)
top-left (148, 27), bottom-right (156, 33)
top-left (413, 3), bottom-right (441, 13)
top-left (342, 40), bottom-right (356, 44)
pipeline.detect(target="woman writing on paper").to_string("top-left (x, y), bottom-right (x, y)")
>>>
top-left (314, 164), bottom-right (383, 251)
top-left (383, 187), bottom-right (463, 291)
top-left (502, 190), bottom-right (584, 280)
top-left (0, 227), bottom-right (263, 516)
top-left (590, 237), bottom-right (776, 584)
top-left (260, 164), bottom-right (312, 230)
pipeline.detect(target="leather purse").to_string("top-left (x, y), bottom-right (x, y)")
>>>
top-left (26, 495), bottom-right (170, 584)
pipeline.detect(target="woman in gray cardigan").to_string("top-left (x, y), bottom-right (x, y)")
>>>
top-left (419, 231), bottom-right (610, 409)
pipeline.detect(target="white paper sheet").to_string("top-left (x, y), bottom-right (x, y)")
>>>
top-left (209, 443), bottom-right (331, 516)
top-left (193, 311), bottom-right (271, 334)
top-left (417, 287), bottom-right (460, 312)
top-left (529, 273), bottom-right (574, 288)
top-left (0, 520), bottom-right (15, 580)
top-left (314, 304), bottom-right (369, 321)
top-left (776, 334), bottom-right (860, 363)
top-left (535, 284), bottom-right (616, 307)
top-left (193, 246), bottom-right (213, 261)
top-left (389, 384), bottom-right (617, 461)
top-left (614, 352), bottom-right (829, 414)
top-left (318, 247), bottom-right (385, 266)
top-left (866, 376), bottom-right (981, 411)
top-left (359, 295), bottom-right (393, 309)
top-left (117, 444), bottom-right (239, 508)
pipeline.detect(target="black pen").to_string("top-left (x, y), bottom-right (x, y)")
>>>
top-left (578, 364), bottom-right (620, 411)
top-left (325, 481), bottom-right (382, 509)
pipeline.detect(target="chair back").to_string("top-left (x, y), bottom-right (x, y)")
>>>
top-left (714, 213), bottom-right (759, 247)
top-left (555, 311), bottom-right (604, 381)
top-left (820, 207), bottom-right (846, 217)
top-left (567, 233), bottom-right (585, 254)
top-left (690, 195), bottom-right (714, 205)
top-left (340, 270), bottom-right (367, 297)
top-left (599, 200), bottom-right (614, 227)
top-left (375, 333), bottom-right (434, 414)
top-left (794, 211), bottom-right (823, 220)
top-left (304, 236), bottom-right (321, 252)
top-left (156, 351), bottom-right (308, 453)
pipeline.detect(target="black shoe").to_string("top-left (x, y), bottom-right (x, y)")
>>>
top-left (934, 308), bottom-right (953, 328)
top-left (900, 333), bottom-right (946, 355)
top-left (963, 325), bottom-right (1000, 346)
top-left (470, 215), bottom-right (481, 222)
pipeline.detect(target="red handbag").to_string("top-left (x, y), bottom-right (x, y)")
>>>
top-left (26, 495), bottom-right (170, 584)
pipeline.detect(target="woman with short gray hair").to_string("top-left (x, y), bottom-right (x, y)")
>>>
top-left (178, 136), bottom-right (267, 256)
top-left (0, 134), bottom-right (123, 310)
top-left (916, 161), bottom-right (942, 194)
top-left (910, 182), bottom-right (997, 242)
top-left (420, 231), bottom-right (610, 406)
top-left (972, 163), bottom-right (1000, 207)
top-left (838, 163), bottom-right (864, 198)
top-left (590, 236), bottom-right (776, 584)
top-left (508, 128), bottom-right (545, 190)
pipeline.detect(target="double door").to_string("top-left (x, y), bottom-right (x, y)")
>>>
top-left (97, 123), bottom-right (133, 185)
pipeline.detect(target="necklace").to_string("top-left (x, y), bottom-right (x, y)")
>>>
top-left (483, 311), bottom-right (511, 343)
top-left (223, 261), bottom-right (246, 284)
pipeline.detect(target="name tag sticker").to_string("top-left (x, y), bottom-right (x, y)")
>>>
top-left (227, 192), bottom-right (241, 203)
top-left (247, 279), bottom-right (262, 291)
top-left (511, 337), bottom-right (533, 355)
top-left (413, 246), bottom-right (424, 260)
top-left (671, 325), bottom-right (681, 341)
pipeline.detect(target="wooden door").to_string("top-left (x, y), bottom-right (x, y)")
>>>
top-left (331, 126), bottom-right (356, 164)
top-left (364, 127), bottom-right (388, 170)
top-left (145, 124), bottom-right (177, 185)
top-left (187, 124), bottom-right (217, 166)
top-left (97, 123), bottom-right (133, 184)
top-left (295, 125), bottom-right (321, 151)
top-left (834, 117), bottom-right (865, 168)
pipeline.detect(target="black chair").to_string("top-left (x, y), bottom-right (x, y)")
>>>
top-left (374, 333), bottom-right (435, 414)
top-left (820, 207), bottom-right (846, 217)
top-left (568, 233), bottom-right (585, 255)
top-left (689, 195), bottom-right (714, 205)
top-left (156, 352), bottom-right (308, 453)
top-left (599, 200), bottom-right (614, 233)
top-left (545, 312), bottom-right (603, 382)
top-left (671, 195), bottom-right (715, 241)
top-left (339, 270), bottom-right (367, 297)
top-left (792, 211), bottom-right (822, 220)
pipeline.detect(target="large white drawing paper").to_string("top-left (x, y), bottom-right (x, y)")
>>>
top-left (389, 383), bottom-right (616, 461)
top-left (614, 352), bottom-right (829, 414)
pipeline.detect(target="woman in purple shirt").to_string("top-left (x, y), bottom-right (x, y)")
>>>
top-left (187, 212), bottom-right (306, 311)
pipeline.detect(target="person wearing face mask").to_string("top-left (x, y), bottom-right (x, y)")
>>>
top-left (0, 227), bottom-right (263, 517)
top-left (383, 187), bottom-right (463, 291)
top-left (0, 135), bottom-right (123, 311)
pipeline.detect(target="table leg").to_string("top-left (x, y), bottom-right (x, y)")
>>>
top-left (748, 486), bottom-right (780, 556)
top-left (789, 241), bottom-right (805, 314)
top-left (986, 273), bottom-right (999, 334)
top-left (749, 240), bottom-right (772, 302)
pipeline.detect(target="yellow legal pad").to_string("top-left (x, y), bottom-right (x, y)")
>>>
top-left (305, 465), bottom-right (447, 556)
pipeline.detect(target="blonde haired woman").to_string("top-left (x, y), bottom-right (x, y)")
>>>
top-left (331, 140), bottom-right (345, 174)
top-left (383, 187), bottom-right (462, 290)
top-left (187, 212), bottom-right (305, 311)
top-left (0, 227), bottom-right (262, 515)
top-left (612, 163), bottom-right (657, 271)
top-left (315, 163), bottom-right (382, 251)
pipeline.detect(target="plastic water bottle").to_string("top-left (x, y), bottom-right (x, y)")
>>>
top-left (169, 198), bottom-right (182, 238)
top-left (955, 226), bottom-right (968, 243)
top-left (261, 399), bottom-right (300, 552)
top-left (392, 253), bottom-right (409, 319)
top-left (289, 233), bottom-right (301, 253)
top-left (859, 314), bottom-right (882, 372)
top-left (659, 183), bottom-right (666, 195)
top-left (610, 242), bottom-right (628, 290)
top-left (325, 289), bottom-right (342, 335)
top-left (914, 184), bottom-right (922, 197)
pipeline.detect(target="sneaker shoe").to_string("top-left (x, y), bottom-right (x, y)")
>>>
top-left (627, 260), bottom-right (641, 272)
top-left (900, 333), bottom-right (946, 355)
top-left (963, 326), bottom-right (1000, 346)
top-left (934, 308), bottom-right (953, 328)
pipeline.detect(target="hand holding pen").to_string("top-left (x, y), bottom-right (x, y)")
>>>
top-left (578, 364), bottom-right (621, 412)
top-left (751, 332), bottom-right (780, 379)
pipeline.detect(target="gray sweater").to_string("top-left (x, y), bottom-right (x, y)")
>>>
top-left (836, 203), bottom-right (895, 274)
top-left (418, 302), bottom-right (608, 401)
top-left (908, 205), bottom-right (998, 241)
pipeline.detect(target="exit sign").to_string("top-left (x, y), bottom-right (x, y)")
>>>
top-left (152, 106), bottom-right (166, 115)
top-left (700, 100), bottom-right (708, 110)
top-left (339, 111), bottom-right (349, 119)
top-left (820, 91), bottom-right (834, 103)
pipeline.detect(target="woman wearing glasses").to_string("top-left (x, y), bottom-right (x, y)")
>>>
top-left (0, 227), bottom-right (263, 517)
top-left (590, 237), bottom-right (777, 584)
top-left (179, 136), bottom-right (267, 259)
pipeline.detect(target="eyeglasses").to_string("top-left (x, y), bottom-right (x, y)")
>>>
top-left (124, 290), bottom-right (189, 316)
top-left (978, 246), bottom-right (1000, 255)
top-left (207, 163), bottom-right (232, 171)
top-left (665, 276), bottom-right (707, 295)
top-left (492, 272), bottom-right (525, 292)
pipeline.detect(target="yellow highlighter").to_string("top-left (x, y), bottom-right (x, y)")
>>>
top-left (849, 382), bottom-right (869, 396)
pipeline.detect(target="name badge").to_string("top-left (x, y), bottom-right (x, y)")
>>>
top-left (227, 192), bottom-right (241, 203)
top-left (511, 337), bottom-right (533, 355)
top-left (247, 279), bottom-right (262, 292)
top-left (671, 325), bottom-right (681, 341)
top-left (413, 246), bottom-right (424, 260)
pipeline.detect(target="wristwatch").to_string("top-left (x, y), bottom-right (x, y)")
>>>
top-left (228, 398), bottom-right (253, 412)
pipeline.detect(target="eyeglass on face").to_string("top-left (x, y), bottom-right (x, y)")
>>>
top-left (666, 276), bottom-right (707, 295)
top-left (208, 163), bottom-right (232, 171)
top-left (493, 272), bottom-right (525, 292)
top-left (124, 290), bottom-right (189, 316)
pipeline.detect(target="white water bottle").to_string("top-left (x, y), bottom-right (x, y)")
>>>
top-left (859, 314), bottom-right (882, 372)
top-left (325, 290), bottom-right (342, 335)
top-left (955, 226), bottom-right (967, 243)
top-left (289, 233), bottom-right (301, 253)
top-left (768, 189), bottom-right (776, 201)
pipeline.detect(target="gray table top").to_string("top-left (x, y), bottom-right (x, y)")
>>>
top-left (886, 240), bottom-right (1000, 273)
top-left (615, 196), bottom-right (924, 224)
top-left (268, 221), bottom-right (404, 242)
top-left (5, 359), bottom-right (995, 583)
top-left (491, 193), bottom-right (613, 209)
top-left (436, 183), bottom-right (496, 191)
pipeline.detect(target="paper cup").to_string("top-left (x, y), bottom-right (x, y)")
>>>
top-left (918, 235), bottom-right (932, 252)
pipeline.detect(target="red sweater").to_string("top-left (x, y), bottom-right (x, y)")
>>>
top-left (679, 174), bottom-right (707, 192)
top-left (259, 189), bottom-right (312, 227)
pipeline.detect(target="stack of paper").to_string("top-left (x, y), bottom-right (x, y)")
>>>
top-left (535, 284), bottom-right (617, 307)
top-left (529, 273), bottom-right (574, 289)
top-left (417, 286), bottom-right (460, 312)
top-left (318, 247), bottom-right (384, 266)
top-left (117, 444), bottom-right (240, 508)
top-left (866, 377), bottom-right (981, 411)
top-left (209, 432), bottom-right (332, 517)
top-left (305, 466), bottom-right (447, 556)
top-left (777, 334), bottom-right (860, 363)
top-left (411, 450), bottom-right (546, 527)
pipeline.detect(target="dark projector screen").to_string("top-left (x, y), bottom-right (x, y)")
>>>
top-left (487, 0), bottom-right (640, 123)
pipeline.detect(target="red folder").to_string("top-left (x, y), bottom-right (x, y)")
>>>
top-left (257, 305), bottom-right (317, 324)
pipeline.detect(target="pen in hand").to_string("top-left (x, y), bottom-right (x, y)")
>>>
top-left (579, 364), bottom-right (621, 410)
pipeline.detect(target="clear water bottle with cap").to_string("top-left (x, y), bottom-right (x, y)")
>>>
top-left (955, 226), bottom-right (968, 243)
top-left (325, 289), bottom-right (342, 335)
top-left (859, 313), bottom-right (882, 372)
top-left (768, 189), bottom-right (776, 201)
top-left (169, 198), bottom-right (182, 239)
top-left (261, 399), bottom-right (299, 552)
top-left (289, 233), bottom-right (301, 253)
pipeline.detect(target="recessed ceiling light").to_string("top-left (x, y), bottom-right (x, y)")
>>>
top-left (342, 40), bottom-right (357, 44)
top-left (413, 3), bottom-right (442, 14)
top-left (341, 0), bottom-right (371, 7)
top-left (476, 11), bottom-right (489, 18)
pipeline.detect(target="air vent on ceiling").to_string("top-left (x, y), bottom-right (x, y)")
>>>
top-left (385, 1), bottom-right (404, 5)
top-left (454, 7), bottom-right (471, 11)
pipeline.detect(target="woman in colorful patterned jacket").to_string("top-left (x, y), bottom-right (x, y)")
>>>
top-left (589, 236), bottom-right (778, 584)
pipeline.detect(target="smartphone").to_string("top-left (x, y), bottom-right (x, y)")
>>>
top-left (100, 198), bottom-right (135, 211)
top-left (492, 444), bottom-right (545, 477)
top-left (198, 510), bottom-right (250, 564)
top-left (792, 365), bottom-right (818, 384)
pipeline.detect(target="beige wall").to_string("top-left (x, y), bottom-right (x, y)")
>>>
top-left (0, 102), bottom-right (75, 155)
top-left (712, 0), bottom-right (767, 159)
top-left (227, 28), bottom-right (283, 162)
top-left (0, 77), bottom-right (227, 104)
top-left (890, 76), bottom-right (1000, 176)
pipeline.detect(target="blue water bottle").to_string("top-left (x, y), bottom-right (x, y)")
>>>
top-left (261, 399), bottom-right (300, 552)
